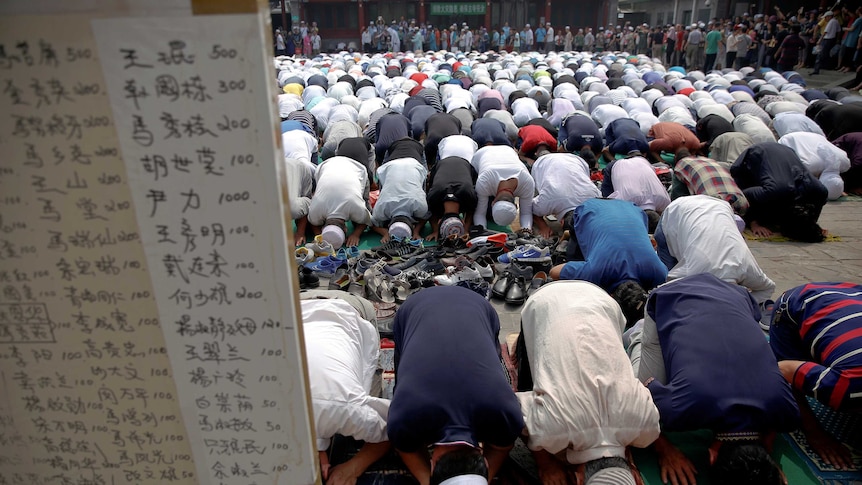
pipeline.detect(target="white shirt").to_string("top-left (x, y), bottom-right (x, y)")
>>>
top-left (308, 156), bottom-right (372, 226)
top-left (532, 153), bottom-right (600, 218)
top-left (660, 195), bottom-right (775, 303)
top-left (282, 156), bottom-right (316, 219)
top-left (371, 157), bottom-right (429, 226)
top-left (608, 156), bottom-right (670, 212)
top-left (282, 130), bottom-right (318, 165)
top-left (772, 112), bottom-right (825, 138)
top-left (653, 96), bottom-right (687, 114)
top-left (517, 281), bottom-right (660, 464)
top-left (657, 106), bottom-right (695, 127)
top-left (590, 104), bottom-right (628, 129)
top-left (824, 18), bottom-right (840, 39)
top-left (302, 299), bottom-right (390, 451)
top-left (471, 145), bottom-right (535, 229)
top-left (511, 97), bottom-right (542, 127)
top-left (732, 114), bottom-right (776, 144)
top-left (778, 132), bottom-right (851, 177)
top-left (438, 135), bottom-right (478, 161)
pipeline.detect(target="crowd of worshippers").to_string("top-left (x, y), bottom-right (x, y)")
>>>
top-left (277, 48), bottom-right (862, 485)
top-left (315, 3), bottom-right (862, 77)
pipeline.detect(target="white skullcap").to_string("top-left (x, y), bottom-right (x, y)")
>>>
top-left (439, 475), bottom-right (487, 485)
top-left (491, 200), bottom-right (518, 226)
top-left (321, 224), bottom-right (345, 249)
top-left (388, 221), bottom-right (412, 240)
top-left (821, 172), bottom-right (845, 201)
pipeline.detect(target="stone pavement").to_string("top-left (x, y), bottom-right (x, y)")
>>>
top-left (493, 198), bottom-right (862, 341)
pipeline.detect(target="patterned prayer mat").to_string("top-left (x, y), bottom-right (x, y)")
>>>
top-left (782, 397), bottom-right (862, 484)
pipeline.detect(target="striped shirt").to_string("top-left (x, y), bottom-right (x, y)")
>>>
top-left (770, 282), bottom-right (862, 411)
top-left (673, 156), bottom-right (749, 215)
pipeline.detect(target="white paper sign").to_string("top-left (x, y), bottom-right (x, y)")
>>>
top-left (93, 15), bottom-right (318, 485)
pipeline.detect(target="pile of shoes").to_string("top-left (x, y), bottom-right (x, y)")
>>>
top-left (295, 230), bottom-right (564, 310)
top-left (491, 242), bottom-right (553, 306)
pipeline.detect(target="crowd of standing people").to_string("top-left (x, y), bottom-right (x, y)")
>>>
top-left (288, 3), bottom-right (862, 79)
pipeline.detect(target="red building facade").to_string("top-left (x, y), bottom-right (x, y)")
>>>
top-left (298, 0), bottom-right (608, 48)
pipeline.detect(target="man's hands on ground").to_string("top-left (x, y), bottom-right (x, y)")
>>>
top-left (346, 234), bottom-right (362, 247)
top-left (654, 436), bottom-right (697, 485)
top-left (326, 462), bottom-right (361, 485)
top-left (658, 446), bottom-right (697, 485)
top-left (805, 426), bottom-right (854, 470)
top-left (750, 220), bottom-right (773, 238)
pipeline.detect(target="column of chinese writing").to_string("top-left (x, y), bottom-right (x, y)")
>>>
top-left (108, 33), bottom-right (294, 484)
top-left (0, 16), bottom-right (195, 485)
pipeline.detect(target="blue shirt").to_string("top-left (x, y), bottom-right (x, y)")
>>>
top-left (388, 286), bottom-right (524, 451)
top-left (536, 27), bottom-right (546, 43)
top-left (647, 274), bottom-right (800, 433)
top-left (560, 199), bottom-right (667, 291)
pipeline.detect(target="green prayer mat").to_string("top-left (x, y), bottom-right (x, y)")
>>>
top-left (630, 430), bottom-right (820, 485)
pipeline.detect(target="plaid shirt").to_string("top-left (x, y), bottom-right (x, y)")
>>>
top-left (674, 156), bottom-right (749, 215)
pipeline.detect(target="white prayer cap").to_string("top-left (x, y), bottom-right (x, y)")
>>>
top-left (491, 200), bottom-right (517, 226)
top-left (321, 224), bottom-right (345, 249)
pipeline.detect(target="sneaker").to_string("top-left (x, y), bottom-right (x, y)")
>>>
top-left (474, 256), bottom-right (496, 281)
top-left (433, 266), bottom-right (483, 286)
top-left (328, 263), bottom-right (351, 290)
top-left (759, 299), bottom-right (775, 332)
top-left (468, 232), bottom-right (508, 247)
top-left (497, 245), bottom-right (552, 264)
top-left (295, 246), bottom-right (315, 265)
top-left (335, 246), bottom-right (361, 260)
top-left (305, 255), bottom-right (347, 274)
top-left (306, 235), bottom-right (334, 257)
top-left (456, 279), bottom-right (491, 299)
top-left (375, 239), bottom-right (422, 258)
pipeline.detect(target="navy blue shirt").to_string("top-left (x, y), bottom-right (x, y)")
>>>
top-left (560, 114), bottom-right (603, 154)
top-left (471, 118), bottom-right (511, 147)
top-left (605, 118), bottom-right (649, 156)
top-left (388, 286), bottom-right (524, 451)
top-left (647, 273), bottom-right (800, 433)
top-left (375, 113), bottom-right (411, 163)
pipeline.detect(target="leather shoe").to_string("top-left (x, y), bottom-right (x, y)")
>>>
top-left (299, 267), bottom-right (320, 289)
top-left (505, 276), bottom-right (528, 305)
top-left (491, 271), bottom-right (514, 300)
